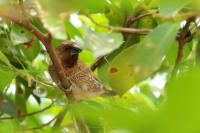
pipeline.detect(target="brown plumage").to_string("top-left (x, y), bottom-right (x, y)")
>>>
top-left (49, 41), bottom-right (106, 100)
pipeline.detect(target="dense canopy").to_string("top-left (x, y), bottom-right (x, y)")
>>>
top-left (0, 0), bottom-right (200, 133)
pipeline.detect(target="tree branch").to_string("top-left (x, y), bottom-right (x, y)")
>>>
top-left (0, 4), bottom-right (71, 95)
top-left (90, 55), bottom-right (106, 71)
top-left (87, 15), bottom-right (151, 35)
top-left (0, 102), bottom-right (54, 120)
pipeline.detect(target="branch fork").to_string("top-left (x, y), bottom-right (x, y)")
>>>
top-left (0, 2), bottom-right (71, 95)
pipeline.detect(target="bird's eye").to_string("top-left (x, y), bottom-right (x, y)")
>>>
top-left (64, 46), bottom-right (70, 51)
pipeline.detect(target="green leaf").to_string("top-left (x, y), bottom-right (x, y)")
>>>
top-left (30, 16), bottom-right (48, 33)
top-left (52, 38), bottom-right (64, 47)
top-left (76, 28), bottom-right (123, 57)
top-left (71, 0), bottom-right (107, 13)
top-left (144, 0), bottom-right (160, 7)
top-left (18, 40), bottom-right (41, 62)
top-left (65, 20), bottom-right (82, 39)
top-left (106, 0), bottom-right (137, 26)
top-left (79, 50), bottom-right (95, 66)
top-left (0, 0), bottom-right (12, 4)
top-left (15, 77), bottom-right (27, 117)
top-left (190, 0), bottom-right (200, 11)
top-left (166, 41), bottom-right (192, 65)
top-left (159, 67), bottom-right (200, 133)
top-left (0, 66), bottom-right (15, 91)
top-left (98, 48), bottom-right (123, 86)
top-left (0, 93), bottom-right (17, 117)
top-left (196, 38), bottom-right (200, 61)
top-left (0, 120), bottom-right (16, 133)
top-left (71, 100), bottom-right (156, 133)
top-left (160, 0), bottom-right (191, 16)
top-left (0, 50), bottom-right (10, 66)
top-left (138, 16), bottom-right (157, 29)
top-left (108, 23), bottom-right (179, 95)
top-left (79, 14), bottom-right (109, 32)
top-left (10, 25), bottom-right (31, 45)
top-left (39, 0), bottom-right (107, 14)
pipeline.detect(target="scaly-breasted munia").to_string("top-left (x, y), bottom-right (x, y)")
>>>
top-left (49, 41), bottom-right (106, 100)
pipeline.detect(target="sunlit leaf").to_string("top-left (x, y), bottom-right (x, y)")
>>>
top-left (71, 100), bottom-right (156, 133)
top-left (79, 50), bottom-right (95, 66)
top-left (196, 38), bottom-right (200, 61)
top-left (76, 28), bottom-right (123, 57)
top-left (166, 41), bottom-right (192, 65)
top-left (18, 40), bottom-right (41, 62)
top-left (0, 50), bottom-right (10, 66)
top-left (108, 23), bottom-right (179, 95)
top-left (159, 67), bottom-right (200, 133)
top-left (30, 16), bottom-right (48, 33)
top-left (138, 16), bottom-right (157, 29)
top-left (0, 0), bottom-right (200, 132)
top-left (98, 48), bottom-right (123, 86)
top-left (15, 77), bottom-right (27, 117)
top-left (106, 0), bottom-right (137, 26)
top-left (67, 0), bottom-right (107, 14)
top-left (39, 0), bottom-right (107, 14)
top-left (65, 20), bottom-right (82, 39)
top-left (0, 66), bottom-right (15, 91)
top-left (160, 0), bottom-right (191, 16)
top-left (0, 120), bottom-right (17, 132)
top-left (79, 14), bottom-right (109, 32)
top-left (0, 93), bottom-right (17, 117)
top-left (10, 25), bottom-right (30, 45)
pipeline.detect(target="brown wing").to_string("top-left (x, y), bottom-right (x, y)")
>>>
top-left (75, 73), bottom-right (106, 92)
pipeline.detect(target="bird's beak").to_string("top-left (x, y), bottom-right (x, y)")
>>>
top-left (70, 45), bottom-right (82, 56)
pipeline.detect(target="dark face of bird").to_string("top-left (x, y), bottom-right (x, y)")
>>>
top-left (56, 41), bottom-right (82, 67)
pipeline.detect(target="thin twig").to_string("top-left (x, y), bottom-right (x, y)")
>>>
top-left (172, 17), bottom-right (196, 76)
top-left (130, 10), bottom-right (158, 23)
top-left (90, 55), bottom-right (106, 71)
top-left (123, 10), bottom-right (158, 28)
top-left (123, 10), bottom-right (141, 28)
top-left (156, 12), bottom-right (198, 21)
top-left (21, 115), bottom-right (58, 131)
top-left (87, 15), bottom-right (151, 35)
top-left (0, 102), bottom-right (54, 120)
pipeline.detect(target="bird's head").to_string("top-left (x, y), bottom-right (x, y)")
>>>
top-left (56, 41), bottom-right (82, 67)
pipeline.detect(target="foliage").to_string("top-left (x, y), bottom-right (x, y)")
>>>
top-left (0, 0), bottom-right (200, 133)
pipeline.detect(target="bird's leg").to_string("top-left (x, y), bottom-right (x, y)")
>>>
top-left (90, 55), bottom-right (107, 71)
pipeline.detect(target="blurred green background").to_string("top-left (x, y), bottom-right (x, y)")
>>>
top-left (0, 0), bottom-right (200, 133)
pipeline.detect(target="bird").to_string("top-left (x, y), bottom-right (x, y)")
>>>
top-left (49, 41), bottom-right (106, 100)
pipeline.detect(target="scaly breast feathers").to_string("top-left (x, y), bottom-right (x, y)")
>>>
top-left (49, 62), bottom-right (105, 100)
top-left (68, 68), bottom-right (105, 100)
